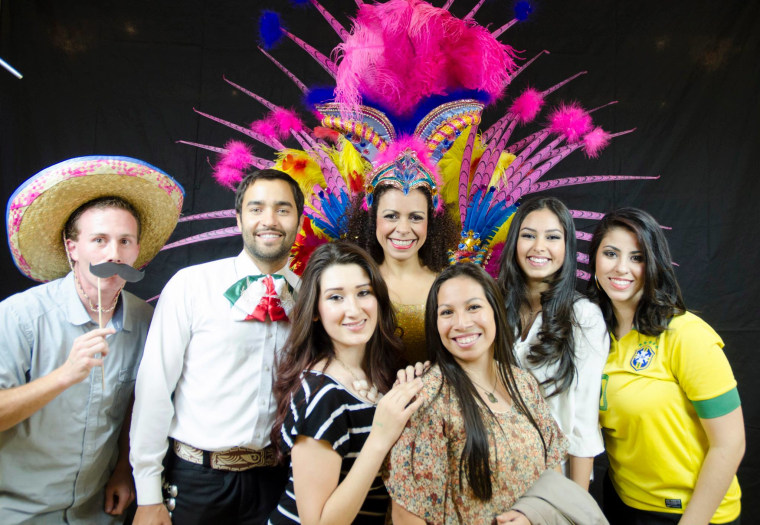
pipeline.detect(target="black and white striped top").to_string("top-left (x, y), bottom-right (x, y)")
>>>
top-left (268, 371), bottom-right (388, 525)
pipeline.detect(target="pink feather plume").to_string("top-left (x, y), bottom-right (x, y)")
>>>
top-left (373, 135), bottom-right (440, 181)
top-left (272, 108), bottom-right (305, 136)
top-left (250, 119), bottom-right (278, 140)
top-left (583, 126), bottom-right (612, 158)
top-left (213, 140), bottom-right (255, 190)
top-left (549, 102), bottom-right (592, 144)
top-left (548, 103), bottom-right (592, 143)
top-left (335, 0), bottom-right (519, 118)
top-left (509, 88), bottom-right (545, 124)
top-left (250, 108), bottom-right (306, 140)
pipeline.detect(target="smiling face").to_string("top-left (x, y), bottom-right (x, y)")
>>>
top-left (515, 208), bottom-right (566, 287)
top-left (236, 178), bottom-right (301, 272)
top-left (375, 188), bottom-right (429, 263)
top-left (65, 207), bottom-right (140, 295)
top-left (595, 226), bottom-right (646, 311)
top-left (317, 263), bottom-right (379, 354)
top-left (436, 275), bottom-right (496, 369)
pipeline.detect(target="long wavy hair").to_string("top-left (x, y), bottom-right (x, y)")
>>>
top-left (497, 196), bottom-right (579, 397)
top-left (425, 263), bottom-right (547, 501)
top-left (346, 185), bottom-right (459, 272)
top-left (271, 242), bottom-right (404, 456)
top-left (587, 207), bottom-right (685, 337)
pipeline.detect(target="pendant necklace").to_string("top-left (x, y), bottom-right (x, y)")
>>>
top-left (334, 356), bottom-right (379, 403)
top-left (470, 376), bottom-right (499, 404)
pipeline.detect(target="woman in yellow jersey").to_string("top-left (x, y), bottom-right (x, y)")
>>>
top-left (588, 208), bottom-right (745, 525)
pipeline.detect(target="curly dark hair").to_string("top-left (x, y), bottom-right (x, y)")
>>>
top-left (425, 263), bottom-right (547, 502)
top-left (345, 185), bottom-right (459, 272)
top-left (270, 242), bottom-right (404, 459)
top-left (497, 196), bottom-right (580, 397)
top-left (587, 207), bottom-right (685, 336)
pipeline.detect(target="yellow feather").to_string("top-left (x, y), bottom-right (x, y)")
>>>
top-left (273, 149), bottom-right (324, 199)
top-left (491, 209), bottom-right (517, 247)
top-left (489, 151), bottom-right (517, 187)
top-left (330, 138), bottom-right (371, 189)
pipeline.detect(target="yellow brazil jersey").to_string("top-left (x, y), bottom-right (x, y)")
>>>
top-left (599, 312), bottom-right (741, 523)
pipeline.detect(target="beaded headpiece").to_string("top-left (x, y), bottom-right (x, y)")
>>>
top-left (175, 0), bottom-right (655, 276)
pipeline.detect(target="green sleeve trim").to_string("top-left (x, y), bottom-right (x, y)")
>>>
top-left (691, 388), bottom-right (741, 419)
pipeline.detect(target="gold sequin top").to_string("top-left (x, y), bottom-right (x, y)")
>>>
top-left (393, 302), bottom-right (427, 364)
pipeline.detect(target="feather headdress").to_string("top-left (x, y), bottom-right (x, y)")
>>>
top-left (175, 0), bottom-right (656, 276)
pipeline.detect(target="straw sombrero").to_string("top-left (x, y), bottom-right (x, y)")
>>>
top-left (7, 156), bottom-right (185, 282)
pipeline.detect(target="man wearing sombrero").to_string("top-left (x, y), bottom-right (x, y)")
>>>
top-left (0, 156), bottom-right (183, 524)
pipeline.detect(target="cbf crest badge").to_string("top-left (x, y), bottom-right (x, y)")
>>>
top-left (630, 343), bottom-right (656, 371)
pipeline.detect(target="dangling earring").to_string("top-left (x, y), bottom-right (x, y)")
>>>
top-left (594, 275), bottom-right (601, 291)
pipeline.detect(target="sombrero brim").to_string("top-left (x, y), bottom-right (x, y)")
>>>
top-left (7, 156), bottom-right (184, 282)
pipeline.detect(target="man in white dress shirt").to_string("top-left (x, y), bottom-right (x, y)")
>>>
top-left (130, 169), bottom-right (304, 525)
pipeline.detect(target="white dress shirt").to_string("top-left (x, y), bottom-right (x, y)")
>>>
top-left (130, 251), bottom-right (299, 505)
top-left (512, 298), bottom-right (609, 460)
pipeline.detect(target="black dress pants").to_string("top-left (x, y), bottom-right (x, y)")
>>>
top-left (165, 449), bottom-right (288, 525)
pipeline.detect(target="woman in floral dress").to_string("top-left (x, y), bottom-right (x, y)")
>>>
top-left (385, 263), bottom-right (567, 524)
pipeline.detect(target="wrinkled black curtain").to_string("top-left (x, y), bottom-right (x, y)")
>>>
top-left (1, 0), bottom-right (758, 519)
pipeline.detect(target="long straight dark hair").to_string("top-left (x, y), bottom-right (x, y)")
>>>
top-left (587, 207), bottom-right (685, 336)
top-left (270, 242), bottom-right (404, 453)
top-left (497, 196), bottom-right (579, 397)
top-left (425, 263), bottom-right (547, 501)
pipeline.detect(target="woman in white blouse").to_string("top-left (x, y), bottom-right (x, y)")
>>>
top-left (496, 196), bottom-right (609, 488)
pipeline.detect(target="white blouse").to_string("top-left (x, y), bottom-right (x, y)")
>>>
top-left (512, 297), bottom-right (609, 458)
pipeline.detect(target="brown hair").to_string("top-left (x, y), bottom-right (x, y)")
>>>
top-left (63, 196), bottom-right (141, 242)
top-left (587, 207), bottom-right (685, 336)
top-left (270, 242), bottom-right (404, 458)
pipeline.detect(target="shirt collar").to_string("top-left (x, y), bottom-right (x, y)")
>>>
top-left (234, 250), bottom-right (300, 291)
top-left (62, 272), bottom-right (126, 331)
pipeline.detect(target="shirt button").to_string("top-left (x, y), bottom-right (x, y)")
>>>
top-left (264, 366), bottom-right (270, 372)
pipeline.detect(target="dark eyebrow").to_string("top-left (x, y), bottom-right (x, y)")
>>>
top-left (520, 226), bottom-right (562, 233)
top-left (246, 200), bottom-right (293, 208)
top-left (323, 282), bottom-right (371, 294)
top-left (602, 244), bottom-right (642, 255)
top-left (89, 232), bottom-right (138, 240)
top-left (438, 297), bottom-right (485, 308)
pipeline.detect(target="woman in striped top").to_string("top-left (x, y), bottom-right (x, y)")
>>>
top-left (268, 242), bottom-right (424, 525)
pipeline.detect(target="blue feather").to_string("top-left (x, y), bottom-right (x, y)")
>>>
top-left (259, 11), bottom-right (284, 50)
top-left (514, 1), bottom-right (533, 21)
top-left (305, 87), bottom-right (336, 108)
top-left (309, 188), bottom-right (351, 239)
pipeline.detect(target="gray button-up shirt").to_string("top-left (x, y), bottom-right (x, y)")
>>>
top-left (0, 273), bottom-right (152, 525)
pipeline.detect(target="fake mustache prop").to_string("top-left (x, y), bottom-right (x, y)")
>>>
top-left (89, 262), bottom-right (145, 282)
top-left (88, 262), bottom-right (145, 390)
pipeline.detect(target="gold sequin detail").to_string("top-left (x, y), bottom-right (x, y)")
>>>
top-left (394, 302), bottom-right (427, 364)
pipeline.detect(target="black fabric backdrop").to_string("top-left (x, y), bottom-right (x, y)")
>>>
top-left (1, 0), bottom-right (758, 520)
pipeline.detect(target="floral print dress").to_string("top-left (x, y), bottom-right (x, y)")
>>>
top-left (384, 364), bottom-right (568, 524)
